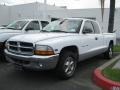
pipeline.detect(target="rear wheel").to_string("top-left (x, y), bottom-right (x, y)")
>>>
top-left (104, 44), bottom-right (113, 59)
top-left (56, 50), bottom-right (77, 79)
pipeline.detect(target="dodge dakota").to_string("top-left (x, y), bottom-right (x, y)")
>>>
top-left (0, 19), bottom-right (49, 60)
top-left (5, 18), bottom-right (116, 79)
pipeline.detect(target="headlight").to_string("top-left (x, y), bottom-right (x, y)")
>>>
top-left (34, 45), bottom-right (55, 56)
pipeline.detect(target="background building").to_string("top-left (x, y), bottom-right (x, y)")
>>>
top-left (0, 2), bottom-right (120, 38)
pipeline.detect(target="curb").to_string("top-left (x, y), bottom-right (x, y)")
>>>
top-left (94, 54), bottom-right (120, 90)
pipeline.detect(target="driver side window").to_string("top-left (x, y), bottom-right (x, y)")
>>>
top-left (26, 21), bottom-right (40, 30)
top-left (82, 21), bottom-right (94, 34)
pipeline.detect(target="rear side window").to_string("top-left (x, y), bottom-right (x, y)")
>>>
top-left (91, 22), bottom-right (100, 34)
top-left (41, 21), bottom-right (49, 28)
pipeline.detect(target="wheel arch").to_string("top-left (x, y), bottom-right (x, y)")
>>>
top-left (109, 40), bottom-right (114, 46)
top-left (59, 45), bottom-right (79, 60)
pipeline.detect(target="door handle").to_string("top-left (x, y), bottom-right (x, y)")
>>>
top-left (81, 45), bottom-right (88, 47)
top-left (95, 37), bottom-right (98, 40)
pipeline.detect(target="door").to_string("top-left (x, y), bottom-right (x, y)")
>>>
top-left (25, 21), bottom-right (41, 33)
top-left (91, 21), bottom-right (105, 53)
top-left (79, 21), bottom-right (97, 60)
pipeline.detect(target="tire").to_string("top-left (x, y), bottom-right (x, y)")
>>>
top-left (56, 50), bottom-right (77, 79)
top-left (104, 43), bottom-right (113, 59)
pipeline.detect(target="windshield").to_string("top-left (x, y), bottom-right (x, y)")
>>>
top-left (6, 21), bottom-right (28, 30)
top-left (42, 19), bottom-right (82, 33)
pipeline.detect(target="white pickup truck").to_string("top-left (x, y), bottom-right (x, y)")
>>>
top-left (5, 18), bottom-right (116, 79)
top-left (0, 19), bottom-right (49, 60)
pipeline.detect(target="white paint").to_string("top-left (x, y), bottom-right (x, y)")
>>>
top-left (7, 18), bottom-right (116, 57)
top-left (0, 19), bottom-right (48, 42)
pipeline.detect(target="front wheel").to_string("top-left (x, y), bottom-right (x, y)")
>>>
top-left (56, 50), bottom-right (77, 79)
top-left (104, 44), bottom-right (113, 59)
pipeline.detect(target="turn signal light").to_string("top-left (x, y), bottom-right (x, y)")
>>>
top-left (34, 50), bottom-right (55, 56)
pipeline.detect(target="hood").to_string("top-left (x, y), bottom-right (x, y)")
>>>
top-left (0, 29), bottom-right (19, 33)
top-left (9, 33), bottom-right (76, 43)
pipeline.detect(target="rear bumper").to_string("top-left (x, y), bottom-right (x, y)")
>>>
top-left (5, 49), bottom-right (59, 70)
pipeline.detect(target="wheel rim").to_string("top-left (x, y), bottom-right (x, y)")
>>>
top-left (109, 47), bottom-right (113, 58)
top-left (64, 56), bottom-right (76, 76)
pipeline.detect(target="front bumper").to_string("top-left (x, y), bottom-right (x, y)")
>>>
top-left (5, 49), bottom-right (59, 70)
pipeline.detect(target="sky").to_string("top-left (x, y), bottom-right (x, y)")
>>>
top-left (0, 0), bottom-right (120, 9)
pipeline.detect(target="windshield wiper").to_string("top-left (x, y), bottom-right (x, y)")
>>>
top-left (50, 30), bottom-right (68, 33)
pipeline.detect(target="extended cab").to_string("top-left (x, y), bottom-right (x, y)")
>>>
top-left (0, 19), bottom-right (49, 60)
top-left (5, 18), bottom-right (116, 79)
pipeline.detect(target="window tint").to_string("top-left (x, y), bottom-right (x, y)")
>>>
top-left (26, 21), bottom-right (40, 30)
top-left (41, 21), bottom-right (49, 28)
top-left (83, 21), bottom-right (94, 34)
top-left (91, 22), bottom-right (100, 34)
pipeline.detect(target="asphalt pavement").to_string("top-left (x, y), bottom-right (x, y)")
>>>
top-left (0, 53), bottom-right (118, 90)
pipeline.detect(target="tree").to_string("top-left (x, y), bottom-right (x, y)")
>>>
top-left (100, 0), bottom-right (116, 33)
top-left (108, 0), bottom-right (116, 33)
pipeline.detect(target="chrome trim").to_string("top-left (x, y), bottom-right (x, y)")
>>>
top-left (7, 41), bottom-right (34, 55)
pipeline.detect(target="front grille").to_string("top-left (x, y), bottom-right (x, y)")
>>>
top-left (8, 41), bottom-right (34, 55)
